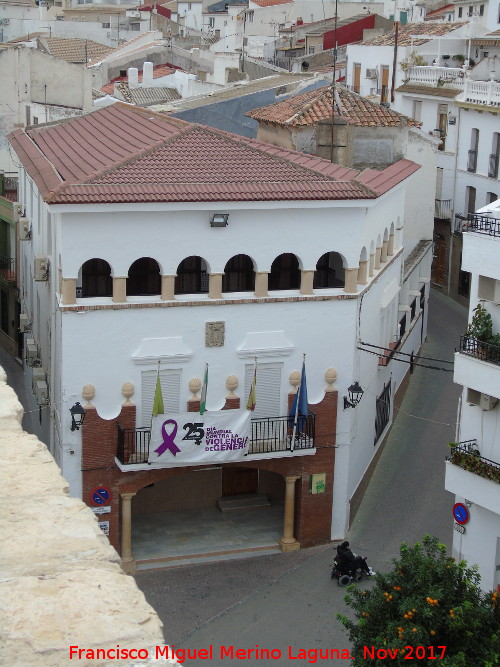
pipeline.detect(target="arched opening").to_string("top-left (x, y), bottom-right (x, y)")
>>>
top-left (313, 252), bottom-right (345, 288)
top-left (222, 254), bottom-right (255, 292)
top-left (269, 253), bottom-right (300, 290)
top-left (175, 256), bottom-right (209, 294)
top-left (78, 258), bottom-right (112, 297)
top-left (127, 257), bottom-right (161, 296)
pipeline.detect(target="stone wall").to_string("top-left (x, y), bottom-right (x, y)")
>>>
top-left (0, 363), bottom-right (176, 667)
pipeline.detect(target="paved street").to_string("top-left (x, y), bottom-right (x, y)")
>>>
top-left (134, 290), bottom-right (468, 666)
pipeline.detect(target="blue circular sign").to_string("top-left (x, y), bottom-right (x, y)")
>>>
top-left (453, 502), bottom-right (469, 525)
top-left (91, 486), bottom-right (111, 506)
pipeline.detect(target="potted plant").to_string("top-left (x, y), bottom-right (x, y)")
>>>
top-left (464, 303), bottom-right (500, 358)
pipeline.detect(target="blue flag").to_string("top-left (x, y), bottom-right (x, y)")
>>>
top-left (290, 359), bottom-right (308, 433)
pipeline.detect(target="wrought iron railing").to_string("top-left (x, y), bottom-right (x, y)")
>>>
top-left (434, 198), bottom-right (452, 220)
top-left (459, 335), bottom-right (500, 366)
top-left (117, 412), bottom-right (316, 465)
top-left (448, 439), bottom-right (500, 484)
top-left (374, 379), bottom-right (391, 444)
top-left (0, 255), bottom-right (15, 282)
top-left (467, 149), bottom-right (477, 172)
top-left (454, 213), bottom-right (467, 234)
top-left (489, 152), bottom-right (499, 178)
top-left (458, 213), bottom-right (500, 237)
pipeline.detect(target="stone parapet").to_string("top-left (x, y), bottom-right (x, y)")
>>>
top-left (0, 364), bottom-right (170, 666)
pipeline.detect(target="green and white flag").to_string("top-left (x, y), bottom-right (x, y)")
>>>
top-left (200, 363), bottom-right (208, 415)
top-left (152, 371), bottom-right (164, 418)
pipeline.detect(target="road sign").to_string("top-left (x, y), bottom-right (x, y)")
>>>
top-left (98, 521), bottom-right (110, 536)
top-left (91, 486), bottom-right (112, 506)
top-left (453, 502), bottom-right (469, 525)
top-left (91, 506), bottom-right (111, 515)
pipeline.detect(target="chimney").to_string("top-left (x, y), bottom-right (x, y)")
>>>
top-left (142, 61), bottom-right (154, 86)
top-left (128, 67), bottom-right (139, 87)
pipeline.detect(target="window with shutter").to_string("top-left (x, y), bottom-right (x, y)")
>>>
top-left (141, 369), bottom-right (181, 426)
top-left (244, 363), bottom-right (282, 419)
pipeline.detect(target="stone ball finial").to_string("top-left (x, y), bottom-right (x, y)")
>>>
top-left (82, 384), bottom-right (95, 407)
top-left (226, 375), bottom-right (238, 397)
top-left (188, 377), bottom-right (202, 401)
top-left (289, 370), bottom-right (301, 394)
top-left (121, 382), bottom-right (134, 405)
top-left (325, 368), bottom-right (337, 392)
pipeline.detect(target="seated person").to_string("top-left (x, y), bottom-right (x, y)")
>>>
top-left (337, 541), bottom-right (375, 575)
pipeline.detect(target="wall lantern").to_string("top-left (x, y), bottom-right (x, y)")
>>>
top-left (70, 401), bottom-right (86, 431)
top-left (344, 381), bottom-right (364, 409)
top-left (210, 213), bottom-right (229, 227)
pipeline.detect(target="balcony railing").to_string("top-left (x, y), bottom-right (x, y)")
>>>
top-left (405, 65), bottom-right (465, 89)
top-left (459, 335), bottom-right (500, 366)
top-left (462, 79), bottom-right (500, 108)
top-left (117, 412), bottom-right (316, 465)
top-left (457, 213), bottom-right (500, 237)
top-left (467, 149), bottom-right (477, 172)
top-left (448, 439), bottom-right (500, 484)
top-left (489, 152), bottom-right (499, 178)
top-left (434, 198), bottom-right (452, 220)
top-left (0, 255), bottom-right (15, 282)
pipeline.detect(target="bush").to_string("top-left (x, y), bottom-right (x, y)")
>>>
top-left (337, 536), bottom-right (500, 665)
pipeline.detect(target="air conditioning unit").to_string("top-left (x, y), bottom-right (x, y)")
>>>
top-left (32, 367), bottom-right (46, 392)
top-left (365, 68), bottom-right (377, 78)
top-left (34, 255), bottom-right (49, 281)
top-left (26, 340), bottom-right (38, 366)
top-left (19, 313), bottom-right (30, 333)
top-left (18, 217), bottom-right (31, 241)
top-left (35, 380), bottom-right (48, 405)
top-left (480, 393), bottom-right (498, 411)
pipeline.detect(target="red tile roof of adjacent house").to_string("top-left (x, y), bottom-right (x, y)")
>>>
top-left (360, 21), bottom-right (468, 46)
top-left (8, 103), bottom-right (419, 205)
top-left (39, 37), bottom-right (114, 63)
top-left (100, 64), bottom-right (176, 95)
top-left (246, 85), bottom-right (421, 128)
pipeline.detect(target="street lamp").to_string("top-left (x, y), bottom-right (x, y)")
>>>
top-left (70, 402), bottom-right (86, 431)
top-left (344, 381), bottom-right (364, 409)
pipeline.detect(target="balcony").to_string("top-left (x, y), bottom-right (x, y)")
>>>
top-left (458, 213), bottom-right (500, 238)
top-left (0, 255), bottom-right (15, 283)
top-left (405, 65), bottom-right (465, 89)
top-left (459, 335), bottom-right (500, 366)
top-left (116, 412), bottom-right (316, 466)
top-left (448, 440), bottom-right (500, 484)
top-left (434, 198), bottom-right (452, 220)
top-left (461, 79), bottom-right (500, 108)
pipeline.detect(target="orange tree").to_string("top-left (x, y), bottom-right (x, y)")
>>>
top-left (337, 536), bottom-right (500, 666)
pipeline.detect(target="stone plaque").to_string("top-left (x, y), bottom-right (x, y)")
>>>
top-left (205, 321), bottom-right (225, 347)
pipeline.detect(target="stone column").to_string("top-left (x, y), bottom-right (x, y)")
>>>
top-left (279, 475), bottom-right (301, 552)
top-left (358, 260), bottom-right (368, 285)
top-left (388, 233), bottom-right (395, 256)
top-left (369, 252), bottom-right (375, 277)
top-left (120, 492), bottom-right (137, 575)
top-left (161, 275), bottom-right (176, 300)
top-left (208, 273), bottom-right (223, 299)
top-left (381, 240), bottom-right (388, 263)
top-left (300, 270), bottom-right (314, 295)
top-left (374, 246), bottom-right (382, 270)
top-left (113, 277), bottom-right (127, 303)
top-left (61, 278), bottom-right (76, 305)
top-left (255, 272), bottom-right (269, 298)
top-left (344, 267), bottom-right (359, 294)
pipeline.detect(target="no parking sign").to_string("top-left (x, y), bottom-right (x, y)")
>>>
top-left (91, 486), bottom-right (112, 506)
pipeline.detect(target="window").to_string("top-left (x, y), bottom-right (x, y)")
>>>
top-left (412, 100), bottom-right (422, 122)
top-left (465, 185), bottom-right (476, 213)
top-left (101, 22), bottom-right (110, 28)
top-left (79, 259), bottom-right (112, 297)
top-left (458, 6), bottom-right (463, 16)
top-left (244, 362), bottom-right (282, 419)
top-left (141, 369), bottom-right (181, 426)
top-left (374, 380), bottom-right (391, 444)
top-left (33, 117), bottom-right (38, 124)
top-left (479, 4), bottom-right (484, 14)
top-left (468, 5), bottom-right (473, 15)
top-left (175, 256), bottom-right (209, 294)
top-left (468, 128), bottom-right (479, 172)
top-left (353, 63), bottom-right (361, 93)
top-left (309, 46), bottom-right (315, 54)
top-left (487, 192), bottom-right (498, 204)
top-left (222, 255), bottom-right (254, 292)
top-left (489, 133), bottom-right (499, 178)
top-left (247, 10), bottom-right (254, 21)
top-left (437, 104), bottom-right (448, 151)
top-left (208, 17), bottom-right (215, 27)
top-left (269, 253), bottom-right (300, 290)
top-left (314, 252), bottom-right (345, 288)
top-left (25, 105), bottom-right (31, 126)
top-left (119, 70), bottom-right (126, 77)
top-left (127, 258), bottom-right (161, 296)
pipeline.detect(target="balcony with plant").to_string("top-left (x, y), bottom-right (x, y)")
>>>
top-left (460, 303), bottom-right (500, 367)
top-left (448, 440), bottom-right (500, 485)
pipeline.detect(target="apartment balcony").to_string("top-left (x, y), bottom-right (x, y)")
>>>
top-left (460, 214), bottom-right (500, 281)
top-left (405, 65), bottom-right (465, 89)
top-left (455, 213), bottom-right (500, 237)
top-left (435, 198), bottom-right (452, 220)
top-left (116, 412), bottom-right (316, 468)
top-left (0, 255), bottom-right (15, 283)
top-left (454, 336), bottom-right (500, 398)
top-left (445, 440), bottom-right (500, 515)
top-left (461, 79), bottom-right (500, 108)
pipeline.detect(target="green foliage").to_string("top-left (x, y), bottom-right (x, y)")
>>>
top-left (337, 536), bottom-right (500, 665)
top-left (400, 52), bottom-right (426, 72)
top-left (465, 303), bottom-right (500, 345)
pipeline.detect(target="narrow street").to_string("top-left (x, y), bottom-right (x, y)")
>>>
top-left (134, 290), bottom-right (468, 665)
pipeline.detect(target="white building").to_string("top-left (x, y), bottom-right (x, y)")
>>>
top-left (445, 199), bottom-right (500, 592)
top-left (9, 102), bottom-right (431, 570)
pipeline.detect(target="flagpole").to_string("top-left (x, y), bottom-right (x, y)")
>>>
top-left (291, 353), bottom-right (305, 452)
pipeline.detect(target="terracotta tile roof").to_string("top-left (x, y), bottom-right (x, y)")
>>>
top-left (100, 64), bottom-right (176, 95)
top-left (40, 37), bottom-right (114, 63)
top-left (395, 83), bottom-right (461, 98)
top-left (115, 83), bottom-right (181, 105)
top-left (251, 0), bottom-right (291, 6)
top-left (360, 21), bottom-right (468, 46)
top-left (425, 4), bottom-right (455, 18)
top-left (246, 85), bottom-right (421, 128)
top-left (8, 103), bottom-right (419, 205)
top-left (8, 32), bottom-right (46, 43)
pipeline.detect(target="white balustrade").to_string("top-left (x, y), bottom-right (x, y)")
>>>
top-left (463, 79), bottom-right (500, 107)
top-left (406, 66), bottom-right (465, 88)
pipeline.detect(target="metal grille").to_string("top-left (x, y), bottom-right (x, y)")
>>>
top-left (460, 335), bottom-right (500, 366)
top-left (374, 380), bottom-right (391, 444)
